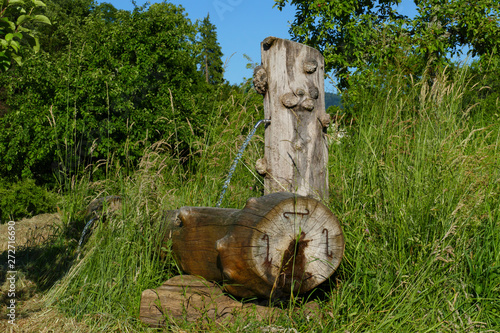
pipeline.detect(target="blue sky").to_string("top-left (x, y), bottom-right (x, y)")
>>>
top-left (102, 1), bottom-right (421, 92)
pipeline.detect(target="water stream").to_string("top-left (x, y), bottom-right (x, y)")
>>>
top-left (216, 119), bottom-right (271, 207)
top-left (77, 217), bottom-right (97, 254)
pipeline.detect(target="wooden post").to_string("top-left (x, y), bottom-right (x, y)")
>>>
top-left (253, 37), bottom-right (331, 201)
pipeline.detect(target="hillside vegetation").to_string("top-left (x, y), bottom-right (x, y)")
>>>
top-left (0, 0), bottom-right (499, 331)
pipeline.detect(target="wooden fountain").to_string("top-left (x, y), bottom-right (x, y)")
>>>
top-left (140, 37), bottom-right (344, 327)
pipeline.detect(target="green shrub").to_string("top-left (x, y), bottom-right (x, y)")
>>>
top-left (0, 178), bottom-right (58, 222)
top-left (0, 2), bottom-right (220, 185)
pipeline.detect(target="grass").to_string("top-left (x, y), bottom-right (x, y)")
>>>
top-left (3, 65), bottom-right (500, 331)
top-left (324, 67), bottom-right (500, 331)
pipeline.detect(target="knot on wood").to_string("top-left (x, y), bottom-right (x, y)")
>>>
top-left (281, 87), bottom-right (318, 111)
top-left (281, 92), bottom-right (299, 109)
top-left (318, 113), bottom-right (331, 128)
top-left (308, 84), bottom-right (319, 99)
top-left (255, 158), bottom-right (267, 175)
top-left (253, 65), bottom-right (268, 95)
top-left (303, 59), bottom-right (318, 74)
top-left (302, 98), bottom-right (315, 111)
top-left (262, 36), bottom-right (277, 50)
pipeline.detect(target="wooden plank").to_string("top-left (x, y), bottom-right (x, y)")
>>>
top-left (139, 275), bottom-right (282, 327)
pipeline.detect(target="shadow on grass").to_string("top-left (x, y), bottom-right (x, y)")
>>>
top-left (0, 220), bottom-right (84, 307)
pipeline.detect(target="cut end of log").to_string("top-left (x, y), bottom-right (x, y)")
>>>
top-left (218, 192), bottom-right (344, 298)
top-left (162, 193), bottom-right (344, 299)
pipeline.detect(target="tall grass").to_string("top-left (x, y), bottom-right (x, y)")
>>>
top-left (43, 66), bottom-right (500, 331)
top-left (323, 67), bottom-right (500, 331)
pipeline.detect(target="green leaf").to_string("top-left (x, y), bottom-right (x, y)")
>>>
top-left (16, 14), bottom-right (29, 26)
top-left (0, 59), bottom-right (9, 72)
top-left (0, 18), bottom-right (16, 32)
top-left (9, 40), bottom-right (20, 52)
top-left (5, 33), bottom-right (13, 41)
top-left (8, 0), bottom-right (25, 5)
top-left (11, 53), bottom-right (22, 66)
top-left (33, 0), bottom-right (46, 7)
top-left (32, 15), bottom-right (51, 25)
top-left (32, 36), bottom-right (40, 53)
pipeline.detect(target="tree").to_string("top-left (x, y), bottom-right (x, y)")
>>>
top-left (0, 2), bottom-right (207, 183)
top-left (274, 0), bottom-right (500, 88)
top-left (462, 54), bottom-right (500, 121)
top-left (196, 13), bottom-right (224, 85)
top-left (35, 0), bottom-right (95, 54)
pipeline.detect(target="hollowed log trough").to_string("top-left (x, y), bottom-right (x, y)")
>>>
top-left (163, 192), bottom-right (344, 299)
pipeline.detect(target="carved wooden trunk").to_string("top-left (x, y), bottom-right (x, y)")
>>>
top-left (141, 37), bottom-right (342, 327)
top-left (253, 37), bottom-right (331, 201)
top-left (164, 192), bottom-right (344, 298)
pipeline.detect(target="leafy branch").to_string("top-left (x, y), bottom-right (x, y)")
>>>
top-left (0, 0), bottom-right (51, 72)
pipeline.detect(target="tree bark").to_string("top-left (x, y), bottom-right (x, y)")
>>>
top-left (165, 207), bottom-right (239, 281)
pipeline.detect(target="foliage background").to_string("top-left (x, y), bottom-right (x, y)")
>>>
top-left (0, 0), bottom-right (253, 221)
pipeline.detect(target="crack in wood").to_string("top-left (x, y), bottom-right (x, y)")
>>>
top-left (278, 231), bottom-right (311, 293)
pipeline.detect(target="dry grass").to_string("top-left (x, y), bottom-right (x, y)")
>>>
top-left (0, 214), bottom-right (87, 332)
top-left (0, 214), bottom-right (61, 252)
top-left (0, 294), bottom-right (89, 333)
